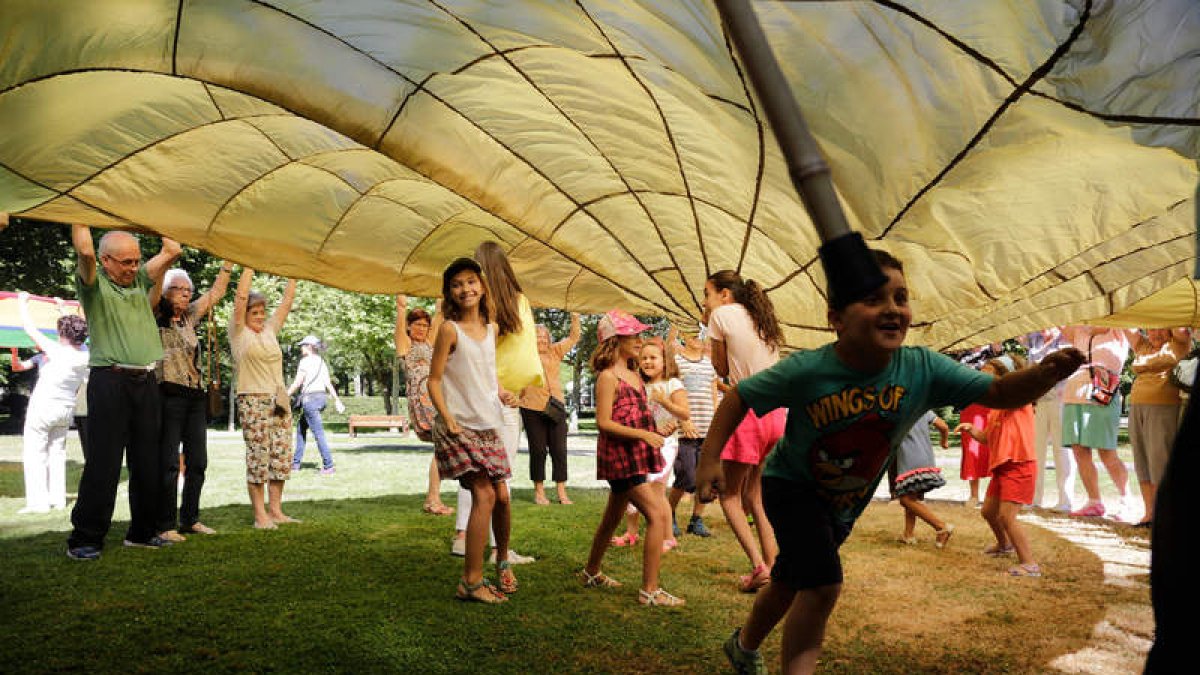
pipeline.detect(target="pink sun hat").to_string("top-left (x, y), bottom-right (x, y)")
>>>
top-left (597, 310), bottom-right (651, 342)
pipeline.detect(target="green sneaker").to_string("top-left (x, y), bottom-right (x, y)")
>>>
top-left (723, 628), bottom-right (765, 674)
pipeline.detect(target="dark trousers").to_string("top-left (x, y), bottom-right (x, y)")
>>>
top-left (521, 403), bottom-right (568, 483)
top-left (157, 391), bottom-right (208, 531)
top-left (74, 416), bottom-right (88, 457)
top-left (68, 367), bottom-right (161, 548)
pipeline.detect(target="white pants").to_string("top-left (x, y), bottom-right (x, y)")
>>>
top-left (456, 406), bottom-right (522, 546)
top-left (1033, 396), bottom-right (1074, 509)
top-left (23, 403), bottom-right (72, 510)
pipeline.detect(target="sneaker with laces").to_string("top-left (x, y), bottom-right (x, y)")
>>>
top-left (67, 545), bottom-right (102, 561)
top-left (1070, 502), bottom-right (1106, 518)
top-left (489, 549), bottom-right (536, 564)
top-left (687, 516), bottom-right (712, 537)
top-left (318, 466), bottom-right (336, 476)
top-left (724, 628), bottom-right (765, 674)
top-left (123, 535), bottom-right (173, 549)
top-left (450, 536), bottom-right (466, 557)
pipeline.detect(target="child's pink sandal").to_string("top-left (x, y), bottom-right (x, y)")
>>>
top-left (738, 564), bottom-right (771, 593)
top-left (610, 532), bottom-right (638, 547)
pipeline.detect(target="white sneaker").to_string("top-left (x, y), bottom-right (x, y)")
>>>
top-left (450, 537), bottom-right (466, 557)
top-left (488, 549), bottom-right (536, 564)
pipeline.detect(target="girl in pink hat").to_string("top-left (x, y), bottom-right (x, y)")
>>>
top-left (579, 310), bottom-right (684, 606)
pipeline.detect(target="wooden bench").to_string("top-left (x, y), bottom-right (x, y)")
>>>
top-left (348, 414), bottom-right (409, 437)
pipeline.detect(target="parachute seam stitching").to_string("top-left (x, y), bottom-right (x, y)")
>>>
top-left (573, 0), bottom-right (710, 298)
top-left (374, 74), bottom-right (433, 151)
top-left (875, 0), bottom-right (1094, 241)
top-left (414, 0), bottom-right (690, 317)
top-left (172, 0), bottom-right (184, 76)
top-left (717, 11), bottom-right (767, 275)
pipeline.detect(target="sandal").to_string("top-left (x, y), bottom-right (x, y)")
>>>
top-left (897, 536), bottom-right (918, 545)
top-left (423, 502), bottom-right (453, 515)
top-left (638, 587), bottom-right (686, 607)
top-left (497, 560), bottom-right (518, 594)
top-left (934, 524), bottom-right (956, 549)
top-left (456, 578), bottom-right (508, 603)
top-left (580, 569), bottom-right (622, 588)
top-left (738, 564), bottom-right (771, 593)
top-left (984, 544), bottom-right (1015, 557)
top-left (1007, 563), bottom-right (1042, 578)
top-left (610, 532), bottom-right (639, 547)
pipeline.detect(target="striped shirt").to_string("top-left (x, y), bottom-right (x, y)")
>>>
top-left (675, 353), bottom-right (717, 436)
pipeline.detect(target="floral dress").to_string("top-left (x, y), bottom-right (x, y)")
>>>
top-left (404, 342), bottom-right (437, 442)
top-left (596, 378), bottom-right (664, 480)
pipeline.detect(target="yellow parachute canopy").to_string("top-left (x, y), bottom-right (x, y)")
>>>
top-left (1, 0), bottom-right (1196, 350)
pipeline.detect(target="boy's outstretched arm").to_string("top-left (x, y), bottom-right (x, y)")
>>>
top-left (696, 388), bottom-right (750, 502)
top-left (976, 348), bottom-right (1084, 409)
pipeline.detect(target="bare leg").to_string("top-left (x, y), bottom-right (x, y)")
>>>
top-left (898, 495), bottom-right (945, 533)
top-left (968, 479), bottom-right (980, 504)
top-left (981, 496), bottom-right (1008, 548)
top-left (425, 457), bottom-right (448, 509)
top-left (533, 480), bottom-right (550, 505)
top-left (743, 463), bottom-right (777, 566)
top-left (585, 491), bottom-right (631, 574)
top-left (555, 481), bottom-right (572, 504)
top-left (720, 460), bottom-right (767, 569)
top-left (491, 479), bottom-right (511, 561)
top-left (902, 507), bottom-right (917, 539)
top-left (1140, 481), bottom-right (1156, 523)
top-left (267, 480), bottom-right (289, 521)
top-left (740, 580), bottom-right (798, 651)
top-left (627, 482), bottom-right (670, 593)
top-left (1073, 445), bottom-right (1102, 502)
top-left (622, 510), bottom-right (640, 539)
top-left (1096, 448), bottom-right (1129, 497)
top-left (999, 501), bottom-right (1036, 566)
top-left (463, 473), bottom-right (495, 585)
top-left (779, 584), bottom-right (842, 675)
top-left (247, 482), bottom-right (271, 527)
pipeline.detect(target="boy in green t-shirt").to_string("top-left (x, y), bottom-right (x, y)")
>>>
top-left (696, 250), bottom-right (1083, 675)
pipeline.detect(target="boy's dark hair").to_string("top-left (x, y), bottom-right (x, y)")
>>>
top-left (707, 270), bottom-right (783, 350)
top-left (872, 249), bottom-right (904, 273)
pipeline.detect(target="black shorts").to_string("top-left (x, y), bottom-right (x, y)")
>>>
top-left (608, 474), bottom-right (648, 494)
top-left (672, 438), bottom-right (702, 493)
top-left (763, 476), bottom-right (851, 590)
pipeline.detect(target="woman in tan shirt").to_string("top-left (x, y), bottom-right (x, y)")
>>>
top-left (520, 314), bottom-right (581, 505)
top-left (1128, 328), bottom-right (1192, 526)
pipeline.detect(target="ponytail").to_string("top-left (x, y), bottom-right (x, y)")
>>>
top-left (708, 270), bottom-right (783, 350)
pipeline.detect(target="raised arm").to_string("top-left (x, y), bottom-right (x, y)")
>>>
top-left (17, 293), bottom-right (56, 354)
top-left (144, 237), bottom-right (182, 287)
top-left (193, 261), bottom-right (233, 316)
top-left (555, 312), bottom-right (582, 354)
top-left (270, 278), bottom-right (298, 331)
top-left (975, 348), bottom-right (1085, 409)
top-left (394, 294), bottom-right (411, 357)
top-left (71, 224), bottom-right (97, 286)
top-left (231, 267), bottom-right (254, 333)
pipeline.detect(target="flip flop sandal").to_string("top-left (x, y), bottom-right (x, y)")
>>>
top-left (497, 561), bottom-right (518, 594)
top-left (610, 533), bottom-right (638, 547)
top-left (984, 544), bottom-right (1015, 557)
top-left (580, 569), bottom-right (622, 588)
top-left (456, 578), bottom-right (508, 604)
top-left (934, 524), bottom-right (956, 549)
top-left (1007, 564), bottom-right (1042, 578)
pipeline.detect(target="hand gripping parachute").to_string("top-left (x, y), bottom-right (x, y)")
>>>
top-left (1, 0), bottom-right (1197, 349)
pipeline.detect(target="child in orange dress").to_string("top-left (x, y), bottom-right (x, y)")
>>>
top-left (957, 353), bottom-right (1042, 577)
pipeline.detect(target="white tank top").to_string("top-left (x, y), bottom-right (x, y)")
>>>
top-left (442, 322), bottom-right (504, 431)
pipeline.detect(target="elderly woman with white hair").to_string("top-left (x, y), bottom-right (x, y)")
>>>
top-left (151, 262), bottom-right (232, 539)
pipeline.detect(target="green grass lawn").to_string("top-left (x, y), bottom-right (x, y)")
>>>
top-left (0, 403), bottom-right (1149, 673)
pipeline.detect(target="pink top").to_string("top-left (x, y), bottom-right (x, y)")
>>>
top-left (707, 303), bottom-right (778, 384)
top-left (1060, 326), bottom-right (1130, 405)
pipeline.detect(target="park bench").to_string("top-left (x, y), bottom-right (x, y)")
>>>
top-left (348, 414), bottom-right (409, 437)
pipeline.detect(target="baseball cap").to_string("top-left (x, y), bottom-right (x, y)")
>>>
top-left (597, 310), bottom-right (651, 342)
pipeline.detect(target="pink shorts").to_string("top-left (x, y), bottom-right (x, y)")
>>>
top-left (721, 408), bottom-right (786, 465)
top-left (986, 460), bottom-right (1036, 505)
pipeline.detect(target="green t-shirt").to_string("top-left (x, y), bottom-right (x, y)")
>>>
top-left (740, 343), bottom-right (993, 525)
top-left (76, 266), bottom-right (164, 367)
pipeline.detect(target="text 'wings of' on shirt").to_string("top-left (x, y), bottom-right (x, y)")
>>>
top-left (738, 344), bottom-right (993, 525)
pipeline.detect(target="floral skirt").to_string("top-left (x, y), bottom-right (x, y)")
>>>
top-left (432, 417), bottom-right (510, 483)
top-left (237, 394), bottom-right (293, 484)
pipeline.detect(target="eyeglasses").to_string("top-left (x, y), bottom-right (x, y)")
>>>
top-left (102, 254), bottom-right (141, 268)
top-left (167, 285), bottom-right (193, 294)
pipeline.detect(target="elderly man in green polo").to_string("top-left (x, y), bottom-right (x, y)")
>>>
top-left (66, 225), bottom-right (180, 561)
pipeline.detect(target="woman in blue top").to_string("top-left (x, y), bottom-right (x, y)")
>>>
top-left (697, 250), bottom-right (1084, 675)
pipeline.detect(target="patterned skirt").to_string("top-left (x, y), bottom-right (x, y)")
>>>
top-left (893, 467), bottom-right (946, 498)
top-left (432, 417), bottom-right (511, 482)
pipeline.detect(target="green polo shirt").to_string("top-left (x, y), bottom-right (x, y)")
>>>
top-left (76, 266), bottom-right (163, 367)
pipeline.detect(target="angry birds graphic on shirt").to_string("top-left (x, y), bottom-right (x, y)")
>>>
top-left (810, 413), bottom-right (896, 511)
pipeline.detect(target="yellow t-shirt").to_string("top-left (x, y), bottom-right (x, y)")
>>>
top-left (495, 294), bottom-right (544, 394)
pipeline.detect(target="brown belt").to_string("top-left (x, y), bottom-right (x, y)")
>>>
top-left (96, 365), bottom-right (156, 378)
